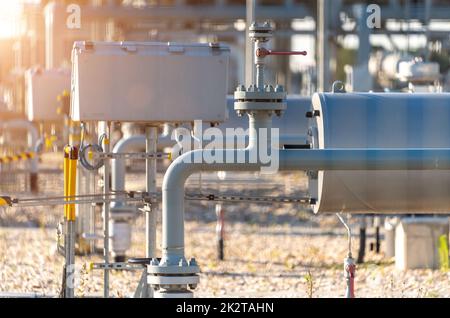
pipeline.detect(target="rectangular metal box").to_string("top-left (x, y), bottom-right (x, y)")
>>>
top-left (71, 41), bottom-right (230, 123)
top-left (395, 217), bottom-right (449, 270)
top-left (25, 68), bottom-right (71, 121)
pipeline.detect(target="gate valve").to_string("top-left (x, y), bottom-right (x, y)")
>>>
top-left (256, 48), bottom-right (307, 58)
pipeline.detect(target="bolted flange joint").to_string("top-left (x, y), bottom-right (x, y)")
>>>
top-left (234, 84), bottom-right (287, 114)
top-left (147, 257), bottom-right (200, 298)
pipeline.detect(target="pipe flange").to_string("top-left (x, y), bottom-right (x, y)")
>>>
top-left (153, 290), bottom-right (195, 298)
top-left (249, 22), bottom-right (273, 42)
top-left (234, 84), bottom-right (287, 113)
top-left (234, 101), bottom-right (287, 113)
top-left (147, 258), bottom-right (200, 293)
top-left (147, 258), bottom-right (200, 275)
top-left (147, 275), bottom-right (199, 286)
top-left (234, 90), bottom-right (286, 101)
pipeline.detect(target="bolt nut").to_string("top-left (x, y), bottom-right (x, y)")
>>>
top-left (150, 258), bottom-right (159, 266)
top-left (189, 258), bottom-right (198, 267)
top-left (306, 110), bottom-right (320, 118)
top-left (275, 110), bottom-right (283, 117)
top-left (275, 85), bottom-right (284, 92)
top-left (179, 258), bottom-right (188, 267)
top-left (189, 284), bottom-right (198, 290)
top-left (236, 85), bottom-right (246, 92)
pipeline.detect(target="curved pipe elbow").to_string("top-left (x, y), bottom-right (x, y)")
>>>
top-left (162, 147), bottom-right (263, 192)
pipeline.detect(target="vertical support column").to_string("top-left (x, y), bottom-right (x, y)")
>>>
top-left (357, 216), bottom-right (366, 264)
top-left (245, 0), bottom-right (256, 87)
top-left (216, 204), bottom-right (225, 261)
top-left (102, 122), bottom-right (111, 298)
top-left (317, 0), bottom-right (331, 92)
top-left (145, 126), bottom-right (158, 298)
top-left (63, 147), bottom-right (70, 298)
top-left (64, 145), bottom-right (78, 298)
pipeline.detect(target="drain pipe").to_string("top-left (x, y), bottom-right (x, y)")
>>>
top-left (0, 120), bottom-right (41, 193)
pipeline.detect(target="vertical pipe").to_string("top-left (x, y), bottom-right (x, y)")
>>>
top-left (102, 122), bottom-right (111, 298)
top-left (256, 64), bottom-right (264, 90)
top-left (317, 0), bottom-right (331, 92)
top-left (146, 126), bottom-right (158, 298)
top-left (245, 0), bottom-right (256, 87)
top-left (146, 127), bottom-right (158, 259)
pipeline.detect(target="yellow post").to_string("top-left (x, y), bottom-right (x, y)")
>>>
top-left (67, 146), bottom-right (78, 221)
top-left (63, 146), bottom-right (70, 219)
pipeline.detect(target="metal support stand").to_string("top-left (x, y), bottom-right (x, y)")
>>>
top-left (357, 216), bottom-right (366, 264)
top-left (144, 126), bottom-right (158, 298)
top-left (63, 145), bottom-right (79, 298)
top-left (102, 122), bottom-right (111, 298)
top-left (65, 220), bottom-right (75, 298)
top-left (216, 204), bottom-right (225, 261)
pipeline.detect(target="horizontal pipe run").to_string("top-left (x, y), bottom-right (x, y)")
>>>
top-left (161, 147), bottom-right (450, 263)
top-left (278, 149), bottom-right (450, 171)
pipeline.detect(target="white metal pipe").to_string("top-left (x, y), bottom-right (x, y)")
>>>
top-left (145, 127), bottom-right (158, 259)
top-left (161, 147), bottom-right (450, 263)
top-left (145, 126), bottom-right (158, 298)
top-left (102, 122), bottom-right (111, 298)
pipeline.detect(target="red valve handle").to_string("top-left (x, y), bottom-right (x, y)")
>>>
top-left (256, 48), bottom-right (307, 58)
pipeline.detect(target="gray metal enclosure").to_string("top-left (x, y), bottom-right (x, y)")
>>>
top-left (309, 92), bottom-right (450, 214)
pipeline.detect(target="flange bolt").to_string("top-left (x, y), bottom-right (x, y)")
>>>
top-left (275, 85), bottom-right (284, 92)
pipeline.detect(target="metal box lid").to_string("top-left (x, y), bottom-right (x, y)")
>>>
top-left (71, 41), bottom-right (230, 123)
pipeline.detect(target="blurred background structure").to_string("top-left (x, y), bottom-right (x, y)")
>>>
top-left (1, 0), bottom-right (450, 298)
top-left (1, 0), bottom-right (450, 112)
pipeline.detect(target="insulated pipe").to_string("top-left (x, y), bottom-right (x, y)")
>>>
top-left (161, 147), bottom-right (450, 262)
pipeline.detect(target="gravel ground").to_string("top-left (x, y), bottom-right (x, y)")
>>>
top-left (0, 153), bottom-right (450, 298)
